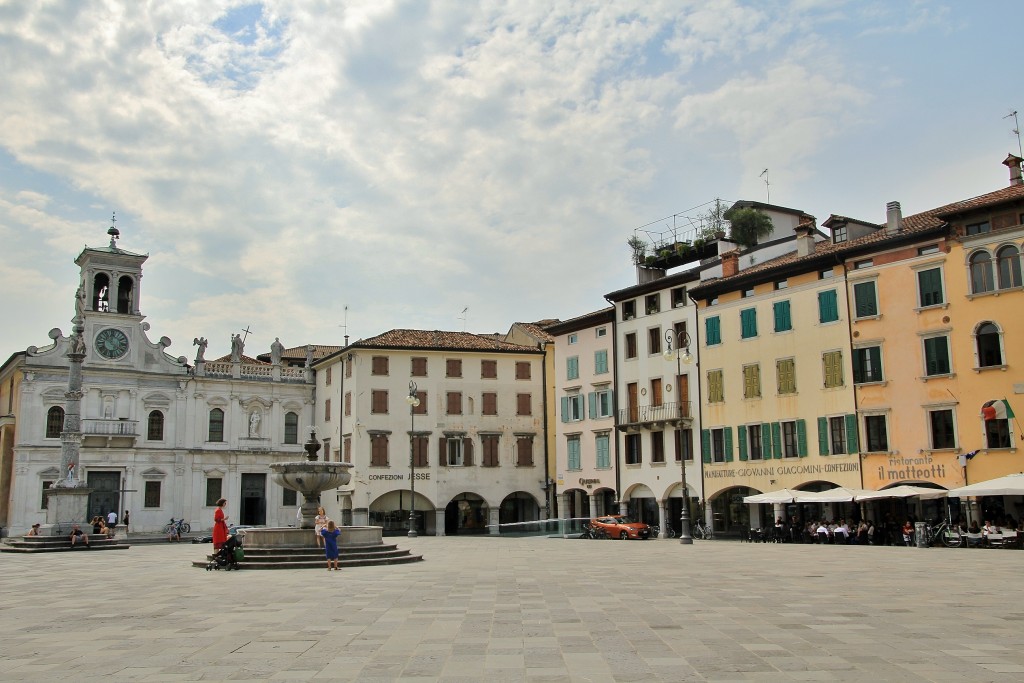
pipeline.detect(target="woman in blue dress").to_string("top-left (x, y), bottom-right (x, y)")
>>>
top-left (321, 519), bottom-right (341, 571)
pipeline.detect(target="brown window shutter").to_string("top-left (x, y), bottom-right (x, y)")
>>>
top-left (463, 438), bottom-right (473, 466)
top-left (439, 437), bottom-right (446, 466)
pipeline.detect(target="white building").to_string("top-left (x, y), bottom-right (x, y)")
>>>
top-left (0, 229), bottom-right (314, 534)
top-left (312, 329), bottom-right (548, 535)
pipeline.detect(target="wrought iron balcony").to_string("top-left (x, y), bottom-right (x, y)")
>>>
top-left (617, 401), bottom-right (692, 431)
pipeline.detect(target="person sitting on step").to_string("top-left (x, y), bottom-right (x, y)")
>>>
top-left (69, 524), bottom-right (90, 548)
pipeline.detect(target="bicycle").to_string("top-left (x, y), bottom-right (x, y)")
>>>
top-left (162, 518), bottom-right (191, 535)
top-left (692, 520), bottom-right (713, 540)
top-left (650, 524), bottom-right (677, 538)
top-left (922, 519), bottom-right (962, 548)
top-left (579, 523), bottom-right (608, 540)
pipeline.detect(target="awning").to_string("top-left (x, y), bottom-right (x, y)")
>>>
top-left (946, 472), bottom-right (1024, 498)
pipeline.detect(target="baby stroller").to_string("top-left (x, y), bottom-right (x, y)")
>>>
top-left (206, 534), bottom-right (243, 571)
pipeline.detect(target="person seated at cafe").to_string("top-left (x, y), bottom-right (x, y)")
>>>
top-left (983, 520), bottom-right (1000, 536)
top-left (69, 524), bottom-right (89, 548)
top-left (815, 521), bottom-right (830, 543)
top-left (856, 520), bottom-right (869, 544)
top-left (968, 520), bottom-right (981, 533)
top-left (902, 520), bottom-right (914, 546)
top-left (866, 520), bottom-right (876, 545)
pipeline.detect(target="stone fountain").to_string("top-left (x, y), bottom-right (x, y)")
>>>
top-left (195, 428), bottom-right (422, 568)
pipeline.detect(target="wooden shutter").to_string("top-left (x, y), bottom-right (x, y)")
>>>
top-left (723, 427), bottom-right (733, 462)
top-left (845, 413), bottom-right (859, 453)
top-left (818, 417), bottom-right (829, 455)
top-left (438, 438), bottom-right (446, 466)
top-left (796, 419), bottom-right (808, 457)
top-left (463, 438), bottom-right (473, 466)
top-left (738, 426), bottom-right (748, 461)
top-left (771, 422), bottom-right (782, 458)
top-left (588, 392), bottom-right (597, 419)
top-left (560, 396), bottom-right (569, 423)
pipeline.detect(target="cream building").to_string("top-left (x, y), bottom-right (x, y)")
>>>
top-left (312, 330), bottom-right (548, 535)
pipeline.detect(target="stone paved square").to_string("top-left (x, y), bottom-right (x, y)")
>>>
top-left (2, 537), bottom-right (1023, 682)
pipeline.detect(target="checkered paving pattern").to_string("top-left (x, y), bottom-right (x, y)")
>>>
top-left (1, 537), bottom-right (1022, 681)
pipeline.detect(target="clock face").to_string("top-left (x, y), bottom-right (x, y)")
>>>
top-left (95, 328), bottom-right (129, 360)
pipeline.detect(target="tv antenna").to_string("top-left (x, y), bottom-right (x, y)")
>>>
top-left (458, 307), bottom-right (468, 331)
top-left (759, 168), bottom-right (770, 203)
top-left (340, 305), bottom-right (349, 345)
top-left (1005, 110), bottom-right (1022, 159)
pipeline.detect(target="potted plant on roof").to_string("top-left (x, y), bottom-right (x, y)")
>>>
top-left (725, 206), bottom-right (774, 248)
top-left (627, 235), bottom-right (647, 266)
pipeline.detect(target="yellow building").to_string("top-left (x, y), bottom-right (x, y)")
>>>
top-left (0, 360), bottom-right (24, 527)
top-left (689, 222), bottom-right (862, 534)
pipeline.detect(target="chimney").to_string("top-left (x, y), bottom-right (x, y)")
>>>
top-left (1004, 153), bottom-right (1023, 186)
top-left (721, 251), bottom-right (739, 278)
top-left (885, 201), bottom-right (903, 236)
top-left (794, 218), bottom-right (816, 257)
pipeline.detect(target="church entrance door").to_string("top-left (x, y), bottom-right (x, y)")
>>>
top-left (240, 473), bottom-right (266, 526)
top-left (87, 471), bottom-right (120, 521)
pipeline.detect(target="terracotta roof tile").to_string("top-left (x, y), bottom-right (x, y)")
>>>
top-left (512, 321), bottom-right (556, 342)
top-left (353, 329), bottom-right (539, 353)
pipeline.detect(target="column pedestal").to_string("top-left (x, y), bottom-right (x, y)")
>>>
top-left (45, 487), bottom-right (92, 533)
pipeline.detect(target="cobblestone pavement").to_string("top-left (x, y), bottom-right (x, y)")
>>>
top-left (2, 536), bottom-right (1023, 682)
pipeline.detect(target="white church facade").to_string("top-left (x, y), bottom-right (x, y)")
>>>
top-left (0, 228), bottom-right (315, 534)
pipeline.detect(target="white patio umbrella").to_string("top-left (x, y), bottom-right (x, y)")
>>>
top-left (855, 485), bottom-right (949, 501)
top-left (742, 489), bottom-right (801, 504)
top-left (946, 472), bottom-right (1024, 498)
top-left (795, 487), bottom-right (873, 503)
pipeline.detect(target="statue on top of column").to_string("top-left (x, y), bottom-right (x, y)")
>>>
top-left (193, 337), bottom-right (208, 363)
top-left (271, 337), bottom-right (285, 365)
top-left (230, 333), bottom-right (244, 363)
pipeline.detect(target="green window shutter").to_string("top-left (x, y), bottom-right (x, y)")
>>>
top-left (706, 316), bottom-right (721, 345)
top-left (762, 422), bottom-right (772, 456)
top-left (919, 268), bottom-right (944, 306)
top-left (568, 438), bottom-right (580, 469)
top-left (796, 419), bottom-right (808, 457)
top-left (773, 300), bottom-right (791, 332)
top-left (818, 289), bottom-right (838, 323)
top-left (595, 350), bottom-right (608, 374)
top-left (854, 281), bottom-right (877, 317)
top-left (817, 417), bottom-right (829, 455)
top-left (723, 427), bottom-right (734, 462)
top-left (845, 413), bottom-right (859, 453)
top-left (925, 336), bottom-right (950, 375)
top-left (771, 422), bottom-right (782, 459)
top-left (567, 356), bottom-right (579, 379)
top-left (588, 392), bottom-right (597, 419)
top-left (740, 308), bottom-right (757, 338)
top-left (738, 426), bottom-right (748, 461)
top-left (701, 429), bottom-right (712, 463)
top-left (560, 396), bottom-right (569, 423)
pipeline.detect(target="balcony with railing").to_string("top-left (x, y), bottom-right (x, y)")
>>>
top-left (617, 401), bottom-right (692, 431)
top-left (82, 418), bottom-right (138, 446)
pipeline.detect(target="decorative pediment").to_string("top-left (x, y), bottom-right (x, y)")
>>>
top-left (142, 392), bottom-right (173, 408)
top-left (40, 388), bottom-right (66, 402)
top-left (206, 396), bottom-right (229, 408)
top-left (140, 467), bottom-right (167, 479)
top-left (203, 467), bottom-right (227, 477)
top-left (38, 466), bottom-right (61, 478)
top-left (243, 396), bottom-right (273, 409)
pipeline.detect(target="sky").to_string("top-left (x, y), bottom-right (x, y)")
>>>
top-left (1, 1), bottom-right (1022, 363)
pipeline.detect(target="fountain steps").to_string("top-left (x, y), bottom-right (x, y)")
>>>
top-left (192, 543), bottom-right (422, 569)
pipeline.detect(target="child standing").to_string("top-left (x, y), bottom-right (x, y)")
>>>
top-left (321, 519), bottom-right (341, 571)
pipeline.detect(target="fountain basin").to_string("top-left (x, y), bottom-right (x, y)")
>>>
top-left (242, 525), bottom-right (382, 548)
top-left (269, 461), bottom-right (352, 494)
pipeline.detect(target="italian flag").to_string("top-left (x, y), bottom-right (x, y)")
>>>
top-left (981, 399), bottom-right (1016, 421)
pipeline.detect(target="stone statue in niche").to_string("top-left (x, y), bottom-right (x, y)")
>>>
top-left (249, 410), bottom-right (261, 437)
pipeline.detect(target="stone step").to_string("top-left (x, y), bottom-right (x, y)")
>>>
top-left (191, 553), bottom-right (423, 570)
top-left (209, 548), bottom-right (416, 562)
top-left (240, 543), bottom-right (404, 556)
top-left (1, 536), bottom-right (129, 553)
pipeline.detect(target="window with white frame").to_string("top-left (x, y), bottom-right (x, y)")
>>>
top-left (969, 251), bottom-right (995, 293)
top-left (917, 267), bottom-right (945, 307)
top-left (566, 435), bottom-right (581, 470)
top-left (864, 414), bottom-right (889, 452)
top-left (928, 408), bottom-right (956, 450)
top-left (976, 322), bottom-right (1003, 367)
top-left (590, 388), bottom-right (613, 419)
top-left (923, 335), bottom-right (952, 376)
top-left (561, 394), bottom-right (584, 422)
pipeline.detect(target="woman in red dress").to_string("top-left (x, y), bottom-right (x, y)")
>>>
top-left (212, 498), bottom-right (229, 549)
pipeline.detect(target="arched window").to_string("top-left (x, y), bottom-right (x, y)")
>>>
top-left (208, 408), bottom-right (224, 442)
top-left (284, 411), bottom-right (299, 444)
top-left (45, 406), bottom-right (64, 438)
top-left (147, 410), bottom-right (164, 441)
top-left (969, 251), bottom-right (994, 293)
top-left (117, 275), bottom-right (134, 314)
top-left (92, 273), bottom-right (111, 311)
top-left (976, 322), bottom-right (1003, 367)
top-left (996, 245), bottom-right (1022, 289)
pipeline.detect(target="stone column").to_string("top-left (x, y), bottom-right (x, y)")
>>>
top-left (488, 506), bottom-right (500, 535)
top-left (434, 508), bottom-right (446, 536)
top-left (748, 503), bottom-right (762, 530)
top-left (658, 500), bottom-right (668, 538)
top-left (588, 494), bottom-right (598, 520)
top-left (618, 499), bottom-right (628, 516)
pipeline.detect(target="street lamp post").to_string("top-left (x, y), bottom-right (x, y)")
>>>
top-left (664, 329), bottom-right (695, 545)
top-left (406, 381), bottom-right (421, 538)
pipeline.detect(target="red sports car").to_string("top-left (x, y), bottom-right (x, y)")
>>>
top-left (591, 515), bottom-right (650, 540)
